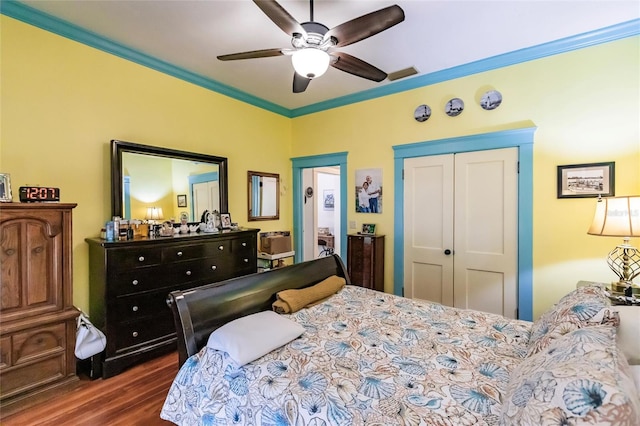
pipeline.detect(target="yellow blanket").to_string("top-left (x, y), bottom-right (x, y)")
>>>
top-left (272, 275), bottom-right (346, 314)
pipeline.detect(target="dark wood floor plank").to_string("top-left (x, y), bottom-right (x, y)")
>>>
top-left (1, 352), bottom-right (178, 425)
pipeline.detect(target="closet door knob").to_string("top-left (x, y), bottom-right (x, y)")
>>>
top-left (444, 249), bottom-right (452, 255)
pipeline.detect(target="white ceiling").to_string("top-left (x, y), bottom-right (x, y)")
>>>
top-left (18, 0), bottom-right (640, 110)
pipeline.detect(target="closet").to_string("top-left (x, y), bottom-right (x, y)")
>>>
top-left (403, 148), bottom-right (518, 318)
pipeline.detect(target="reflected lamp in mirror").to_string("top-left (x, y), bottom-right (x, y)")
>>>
top-left (248, 171), bottom-right (279, 221)
top-left (145, 207), bottom-right (164, 224)
top-left (587, 195), bottom-right (640, 295)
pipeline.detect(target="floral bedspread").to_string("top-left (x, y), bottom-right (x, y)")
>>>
top-left (160, 285), bottom-right (532, 425)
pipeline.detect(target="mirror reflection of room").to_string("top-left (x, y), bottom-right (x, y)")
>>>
top-left (248, 171), bottom-right (279, 221)
top-left (121, 151), bottom-right (220, 222)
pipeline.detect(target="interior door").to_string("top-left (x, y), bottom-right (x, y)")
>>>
top-left (403, 155), bottom-right (454, 305)
top-left (403, 148), bottom-right (518, 318)
top-left (192, 180), bottom-right (219, 220)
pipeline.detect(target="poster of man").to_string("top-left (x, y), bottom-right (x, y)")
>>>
top-left (355, 168), bottom-right (382, 213)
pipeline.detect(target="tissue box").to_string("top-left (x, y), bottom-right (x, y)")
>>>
top-left (260, 231), bottom-right (292, 254)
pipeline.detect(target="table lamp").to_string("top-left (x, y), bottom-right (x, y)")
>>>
top-left (145, 207), bottom-right (164, 224)
top-left (587, 195), bottom-right (640, 295)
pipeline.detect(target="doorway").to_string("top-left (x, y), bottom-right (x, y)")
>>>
top-left (292, 152), bottom-right (348, 263)
top-left (392, 127), bottom-right (536, 321)
top-left (302, 167), bottom-right (341, 260)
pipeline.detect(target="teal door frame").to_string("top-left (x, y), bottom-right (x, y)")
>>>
top-left (392, 127), bottom-right (536, 321)
top-left (291, 152), bottom-right (348, 263)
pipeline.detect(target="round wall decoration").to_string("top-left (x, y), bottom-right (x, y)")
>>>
top-left (480, 90), bottom-right (503, 110)
top-left (414, 104), bottom-right (432, 122)
top-left (445, 98), bottom-right (464, 117)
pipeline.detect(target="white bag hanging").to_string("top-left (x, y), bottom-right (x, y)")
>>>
top-left (75, 312), bottom-right (106, 360)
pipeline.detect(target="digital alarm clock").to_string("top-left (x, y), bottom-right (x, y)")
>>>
top-left (19, 186), bottom-right (60, 202)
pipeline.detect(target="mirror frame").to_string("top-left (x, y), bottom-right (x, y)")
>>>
top-left (247, 170), bottom-right (280, 221)
top-left (111, 139), bottom-right (229, 219)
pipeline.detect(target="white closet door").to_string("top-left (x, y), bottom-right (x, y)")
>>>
top-left (453, 148), bottom-right (518, 318)
top-left (403, 155), bottom-right (454, 305)
top-left (403, 148), bottom-right (518, 318)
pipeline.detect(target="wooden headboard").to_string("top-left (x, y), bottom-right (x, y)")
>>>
top-left (166, 254), bottom-right (350, 366)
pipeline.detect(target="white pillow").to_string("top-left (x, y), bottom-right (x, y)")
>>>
top-left (615, 306), bottom-right (640, 365)
top-left (207, 311), bottom-right (305, 367)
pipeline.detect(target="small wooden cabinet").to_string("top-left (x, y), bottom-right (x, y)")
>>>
top-left (86, 228), bottom-right (259, 378)
top-left (347, 234), bottom-right (384, 292)
top-left (0, 203), bottom-right (79, 418)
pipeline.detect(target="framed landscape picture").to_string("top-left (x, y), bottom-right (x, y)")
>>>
top-left (557, 162), bottom-right (614, 198)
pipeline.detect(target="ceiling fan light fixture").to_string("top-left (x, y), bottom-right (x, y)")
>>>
top-left (292, 48), bottom-right (330, 79)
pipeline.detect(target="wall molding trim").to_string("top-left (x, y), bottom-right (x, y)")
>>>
top-left (2, 1), bottom-right (638, 118)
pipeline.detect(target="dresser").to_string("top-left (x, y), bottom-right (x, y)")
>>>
top-left (86, 228), bottom-right (259, 378)
top-left (0, 203), bottom-right (79, 418)
top-left (347, 234), bottom-right (385, 292)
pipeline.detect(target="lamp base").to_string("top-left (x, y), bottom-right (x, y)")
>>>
top-left (611, 281), bottom-right (640, 296)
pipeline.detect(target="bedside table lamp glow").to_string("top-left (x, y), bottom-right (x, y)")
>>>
top-left (588, 195), bottom-right (640, 295)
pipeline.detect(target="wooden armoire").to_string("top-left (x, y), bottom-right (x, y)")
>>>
top-left (0, 203), bottom-right (80, 418)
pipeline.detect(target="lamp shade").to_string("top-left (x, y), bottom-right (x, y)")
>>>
top-left (588, 196), bottom-right (640, 237)
top-left (291, 48), bottom-right (330, 79)
top-left (145, 207), bottom-right (164, 221)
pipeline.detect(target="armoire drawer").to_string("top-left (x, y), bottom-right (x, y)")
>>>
top-left (0, 355), bottom-right (66, 400)
top-left (11, 323), bottom-right (65, 365)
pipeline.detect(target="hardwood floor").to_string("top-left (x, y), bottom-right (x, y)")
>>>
top-left (1, 351), bottom-right (178, 426)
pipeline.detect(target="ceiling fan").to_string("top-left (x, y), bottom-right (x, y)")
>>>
top-left (217, 0), bottom-right (405, 93)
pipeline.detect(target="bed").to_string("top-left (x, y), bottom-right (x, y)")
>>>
top-left (161, 255), bottom-right (640, 425)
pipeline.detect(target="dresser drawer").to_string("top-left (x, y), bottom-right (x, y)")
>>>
top-left (114, 315), bottom-right (175, 352)
top-left (107, 247), bottom-right (162, 270)
top-left (112, 291), bottom-right (171, 323)
top-left (0, 354), bottom-right (66, 399)
top-left (205, 239), bottom-right (232, 257)
top-left (110, 266), bottom-right (168, 296)
top-left (11, 323), bottom-right (65, 365)
top-left (162, 244), bottom-right (209, 262)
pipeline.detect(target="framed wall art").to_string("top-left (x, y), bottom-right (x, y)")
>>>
top-left (557, 162), bottom-right (615, 198)
top-left (177, 194), bottom-right (187, 207)
top-left (0, 173), bottom-right (12, 202)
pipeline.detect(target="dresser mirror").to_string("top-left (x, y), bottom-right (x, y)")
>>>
top-left (247, 171), bottom-right (279, 221)
top-left (111, 140), bottom-right (228, 222)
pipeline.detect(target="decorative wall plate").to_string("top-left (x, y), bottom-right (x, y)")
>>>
top-left (414, 104), bottom-right (431, 122)
top-left (445, 98), bottom-right (464, 116)
top-left (480, 90), bottom-right (503, 110)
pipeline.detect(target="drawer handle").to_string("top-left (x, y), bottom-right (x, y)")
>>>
top-left (211, 265), bottom-right (217, 270)
top-left (242, 242), bottom-right (247, 247)
top-left (132, 279), bottom-right (139, 286)
top-left (177, 251), bottom-right (183, 257)
top-left (132, 306), bottom-right (138, 312)
top-left (243, 258), bottom-right (249, 263)
top-left (138, 256), bottom-right (145, 262)
top-left (132, 331), bottom-right (138, 337)
top-left (218, 245), bottom-right (224, 251)
top-left (186, 270), bottom-right (192, 276)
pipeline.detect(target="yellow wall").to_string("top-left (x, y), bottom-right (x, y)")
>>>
top-left (2, 15), bottom-right (639, 319)
top-left (1, 16), bottom-right (293, 313)
top-left (291, 36), bottom-right (640, 318)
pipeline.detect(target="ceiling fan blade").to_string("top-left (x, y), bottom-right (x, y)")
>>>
top-left (293, 72), bottom-right (311, 93)
top-left (325, 5), bottom-right (404, 48)
top-left (217, 48), bottom-right (284, 61)
top-left (330, 52), bottom-right (387, 82)
top-left (253, 0), bottom-right (306, 37)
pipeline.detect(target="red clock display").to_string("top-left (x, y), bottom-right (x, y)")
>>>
top-left (19, 186), bottom-right (60, 202)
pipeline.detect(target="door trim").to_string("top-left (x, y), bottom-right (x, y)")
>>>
top-left (292, 152), bottom-right (348, 263)
top-left (393, 127), bottom-right (536, 320)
